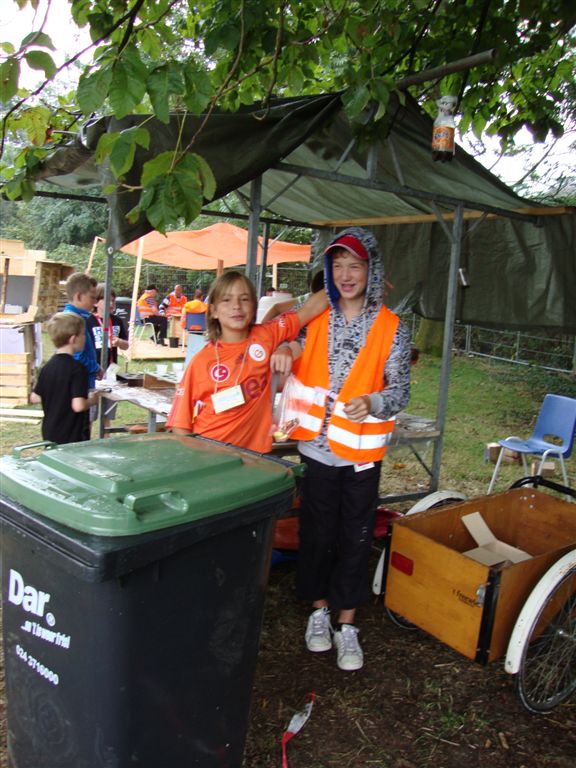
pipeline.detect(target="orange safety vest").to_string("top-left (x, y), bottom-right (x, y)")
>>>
top-left (291, 306), bottom-right (399, 462)
top-left (163, 293), bottom-right (187, 317)
top-left (137, 292), bottom-right (157, 318)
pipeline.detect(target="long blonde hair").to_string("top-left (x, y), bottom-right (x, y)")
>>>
top-left (206, 271), bottom-right (257, 342)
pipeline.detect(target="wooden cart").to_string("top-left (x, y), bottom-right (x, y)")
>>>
top-left (382, 477), bottom-right (576, 713)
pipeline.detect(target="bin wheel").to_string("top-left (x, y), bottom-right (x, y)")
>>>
top-left (516, 564), bottom-right (576, 714)
top-left (383, 492), bottom-right (466, 630)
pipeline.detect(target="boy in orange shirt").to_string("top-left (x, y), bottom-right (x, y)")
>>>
top-left (167, 271), bottom-right (327, 453)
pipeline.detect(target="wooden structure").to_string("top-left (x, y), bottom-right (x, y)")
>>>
top-left (120, 335), bottom-right (186, 363)
top-left (0, 239), bottom-right (74, 407)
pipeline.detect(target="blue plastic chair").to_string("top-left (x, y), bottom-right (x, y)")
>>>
top-left (487, 394), bottom-right (576, 494)
top-left (184, 311), bottom-right (207, 333)
top-left (184, 311), bottom-right (207, 365)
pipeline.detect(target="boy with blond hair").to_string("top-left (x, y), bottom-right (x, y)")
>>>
top-left (31, 313), bottom-right (101, 444)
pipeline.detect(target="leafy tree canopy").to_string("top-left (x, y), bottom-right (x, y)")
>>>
top-left (1, 0), bottom-right (575, 233)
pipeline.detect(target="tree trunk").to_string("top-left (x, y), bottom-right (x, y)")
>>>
top-left (415, 318), bottom-right (444, 358)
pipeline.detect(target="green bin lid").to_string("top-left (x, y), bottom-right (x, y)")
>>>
top-left (0, 434), bottom-right (296, 536)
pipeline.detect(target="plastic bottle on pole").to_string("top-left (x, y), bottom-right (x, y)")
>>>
top-left (432, 96), bottom-right (457, 162)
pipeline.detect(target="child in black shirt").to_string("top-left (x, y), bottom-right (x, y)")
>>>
top-left (31, 313), bottom-right (102, 444)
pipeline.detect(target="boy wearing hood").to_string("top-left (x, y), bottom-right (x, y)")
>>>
top-left (290, 227), bottom-right (411, 671)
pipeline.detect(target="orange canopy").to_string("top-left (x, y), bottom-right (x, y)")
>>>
top-left (120, 222), bottom-right (310, 269)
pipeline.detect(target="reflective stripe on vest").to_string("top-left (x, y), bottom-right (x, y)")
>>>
top-left (291, 306), bottom-right (399, 461)
top-left (137, 295), bottom-right (155, 317)
top-left (327, 421), bottom-right (395, 452)
top-left (284, 384), bottom-right (327, 438)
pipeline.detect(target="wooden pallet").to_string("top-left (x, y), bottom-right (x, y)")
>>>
top-left (0, 351), bottom-right (32, 408)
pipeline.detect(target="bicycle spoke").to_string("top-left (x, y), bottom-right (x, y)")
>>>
top-left (517, 568), bottom-right (576, 713)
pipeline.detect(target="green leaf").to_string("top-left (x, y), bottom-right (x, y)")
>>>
top-left (182, 153), bottom-right (216, 201)
top-left (13, 106), bottom-right (52, 146)
top-left (1, 42), bottom-right (15, 55)
top-left (147, 63), bottom-right (184, 124)
top-left (342, 84), bottom-right (371, 121)
top-left (472, 112), bottom-right (487, 140)
top-left (20, 31), bottom-right (56, 51)
top-left (139, 27), bottom-right (164, 60)
top-left (204, 22), bottom-right (241, 56)
top-left (197, 154), bottom-right (216, 201)
top-left (94, 131), bottom-right (120, 164)
top-left (147, 66), bottom-right (171, 124)
top-left (182, 65), bottom-right (213, 114)
top-left (134, 151), bottom-right (215, 231)
top-left (109, 47), bottom-right (148, 118)
top-left (86, 11), bottom-right (115, 42)
top-left (371, 79), bottom-right (389, 121)
top-left (286, 66), bottom-right (304, 93)
top-left (132, 175), bottom-right (190, 232)
top-left (0, 58), bottom-right (20, 103)
top-left (109, 126), bottom-right (150, 176)
top-left (141, 151), bottom-right (175, 186)
top-left (23, 50), bottom-right (57, 78)
top-left (77, 65), bottom-right (113, 114)
top-left (3, 178), bottom-right (24, 201)
top-left (4, 176), bottom-right (35, 202)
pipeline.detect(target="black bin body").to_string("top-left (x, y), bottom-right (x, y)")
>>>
top-left (0, 434), bottom-right (296, 767)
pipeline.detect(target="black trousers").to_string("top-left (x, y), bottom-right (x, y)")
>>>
top-left (296, 454), bottom-right (381, 612)
top-left (149, 315), bottom-right (168, 341)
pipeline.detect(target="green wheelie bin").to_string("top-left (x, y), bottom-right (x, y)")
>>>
top-left (0, 432), bottom-right (299, 768)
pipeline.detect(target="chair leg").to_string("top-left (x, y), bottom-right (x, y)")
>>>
top-left (146, 322), bottom-right (157, 344)
top-left (557, 456), bottom-right (571, 491)
top-left (487, 447), bottom-right (506, 494)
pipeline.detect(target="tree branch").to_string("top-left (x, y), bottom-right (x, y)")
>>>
top-left (0, 0), bottom-right (178, 158)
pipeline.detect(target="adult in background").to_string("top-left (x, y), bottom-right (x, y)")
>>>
top-left (290, 227), bottom-right (411, 672)
top-left (160, 283), bottom-right (187, 317)
top-left (136, 284), bottom-right (168, 345)
top-left (181, 288), bottom-right (208, 331)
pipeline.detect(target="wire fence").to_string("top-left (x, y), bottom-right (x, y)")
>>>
top-left (402, 313), bottom-right (575, 373)
top-left (453, 325), bottom-right (576, 373)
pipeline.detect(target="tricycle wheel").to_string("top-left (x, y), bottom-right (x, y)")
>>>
top-left (385, 607), bottom-right (418, 630)
top-left (516, 565), bottom-right (576, 713)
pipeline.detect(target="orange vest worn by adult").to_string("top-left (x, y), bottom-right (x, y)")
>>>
top-left (163, 292), bottom-right (187, 316)
top-left (137, 292), bottom-right (157, 318)
top-left (291, 306), bottom-right (399, 462)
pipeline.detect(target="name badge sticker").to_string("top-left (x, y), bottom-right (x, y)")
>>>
top-left (211, 385), bottom-right (246, 414)
top-left (354, 462), bottom-right (375, 473)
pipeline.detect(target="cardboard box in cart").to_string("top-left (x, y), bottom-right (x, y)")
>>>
top-left (383, 487), bottom-right (576, 663)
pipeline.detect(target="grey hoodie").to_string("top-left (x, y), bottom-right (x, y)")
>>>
top-left (299, 227), bottom-right (411, 466)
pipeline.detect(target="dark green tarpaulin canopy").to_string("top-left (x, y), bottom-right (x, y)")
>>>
top-left (35, 92), bottom-right (575, 498)
top-left (38, 92), bottom-right (575, 333)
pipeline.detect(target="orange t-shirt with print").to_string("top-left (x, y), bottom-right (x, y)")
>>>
top-left (166, 313), bottom-right (300, 453)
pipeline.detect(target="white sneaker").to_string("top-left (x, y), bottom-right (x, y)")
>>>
top-left (334, 624), bottom-right (364, 671)
top-left (305, 607), bottom-right (332, 652)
